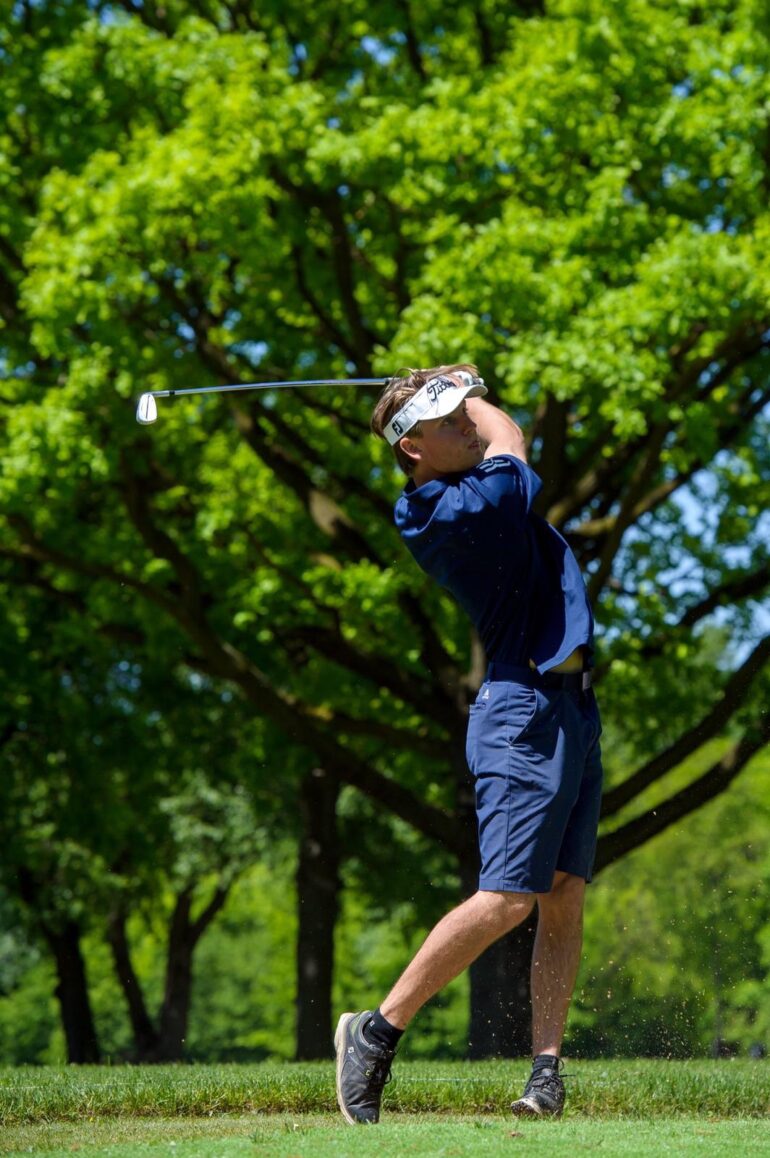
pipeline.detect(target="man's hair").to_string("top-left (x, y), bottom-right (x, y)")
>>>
top-left (371, 362), bottom-right (480, 476)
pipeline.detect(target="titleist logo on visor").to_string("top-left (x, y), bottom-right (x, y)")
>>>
top-left (426, 377), bottom-right (456, 402)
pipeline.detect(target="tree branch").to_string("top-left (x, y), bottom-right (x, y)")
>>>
top-left (595, 714), bottom-right (770, 871)
top-left (571, 379), bottom-right (770, 542)
top-left (395, 0), bottom-right (427, 81)
top-left (106, 910), bottom-right (159, 1055)
top-left (636, 561), bottom-right (770, 661)
top-left (5, 516), bottom-right (185, 623)
top-left (549, 323), bottom-right (770, 531)
top-left (586, 423), bottom-right (669, 601)
top-left (12, 485), bottom-right (461, 852)
top-left (601, 633), bottom-right (770, 818)
top-left (531, 395), bottom-right (569, 512)
top-left (288, 625), bottom-right (457, 729)
top-left (268, 172), bottom-right (380, 366)
top-left (190, 884), bottom-right (230, 945)
top-left (290, 242), bottom-right (358, 360)
top-left (326, 710), bottom-right (447, 758)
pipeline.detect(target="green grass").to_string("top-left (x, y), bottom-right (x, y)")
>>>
top-left (1, 1059), bottom-right (768, 1122)
top-left (1, 1061), bottom-right (769, 1156)
top-left (4, 1114), bottom-right (770, 1157)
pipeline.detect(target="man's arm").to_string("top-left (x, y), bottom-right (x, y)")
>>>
top-left (466, 397), bottom-right (528, 463)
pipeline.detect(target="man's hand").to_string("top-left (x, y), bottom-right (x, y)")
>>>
top-left (466, 397), bottom-right (528, 463)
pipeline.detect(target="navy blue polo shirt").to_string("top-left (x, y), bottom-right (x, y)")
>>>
top-left (394, 454), bottom-right (593, 672)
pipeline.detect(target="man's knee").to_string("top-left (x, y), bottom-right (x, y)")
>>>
top-left (536, 872), bottom-right (586, 917)
top-left (474, 888), bottom-right (536, 933)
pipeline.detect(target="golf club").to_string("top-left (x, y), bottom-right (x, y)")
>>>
top-left (136, 378), bottom-right (390, 423)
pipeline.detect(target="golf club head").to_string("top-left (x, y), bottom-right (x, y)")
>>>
top-left (136, 393), bottom-right (158, 424)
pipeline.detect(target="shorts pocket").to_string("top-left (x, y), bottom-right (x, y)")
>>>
top-left (466, 682), bottom-right (539, 775)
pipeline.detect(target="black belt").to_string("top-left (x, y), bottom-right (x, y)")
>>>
top-left (486, 662), bottom-right (593, 692)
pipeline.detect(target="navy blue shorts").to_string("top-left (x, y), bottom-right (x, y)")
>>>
top-left (465, 669), bottom-right (603, 894)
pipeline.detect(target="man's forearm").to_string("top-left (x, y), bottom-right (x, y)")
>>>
top-left (467, 398), bottom-right (528, 463)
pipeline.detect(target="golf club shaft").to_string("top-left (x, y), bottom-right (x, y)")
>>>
top-left (147, 378), bottom-right (389, 400)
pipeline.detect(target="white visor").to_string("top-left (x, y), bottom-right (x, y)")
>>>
top-left (384, 372), bottom-right (487, 445)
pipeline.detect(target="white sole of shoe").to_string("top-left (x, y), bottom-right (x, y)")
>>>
top-left (334, 1012), bottom-right (359, 1126)
top-left (511, 1095), bottom-right (562, 1118)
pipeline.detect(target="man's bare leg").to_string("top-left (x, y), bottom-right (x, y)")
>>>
top-left (531, 871), bottom-right (586, 1055)
top-left (336, 891), bottom-right (534, 1125)
top-left (507, 872), bottom-right (585, 1119)
top-left (380, 889), bottom-right (535, 1029)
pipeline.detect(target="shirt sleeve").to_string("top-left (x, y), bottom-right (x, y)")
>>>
top-left (458, 454), bottom-right (542, 518)
top-left (395, 455), bottom-right (543, 576)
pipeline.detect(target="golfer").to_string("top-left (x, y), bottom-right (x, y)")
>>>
top-left (335, 364), bottom-right (603, 1124)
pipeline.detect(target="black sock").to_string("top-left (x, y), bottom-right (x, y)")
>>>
top-left (363, 1008), bottom-right (403, 1052)
top-left (532, 1053), bottom-right (559, 1070)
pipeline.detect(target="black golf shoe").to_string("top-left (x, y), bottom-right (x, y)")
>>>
top-left (334, 1010), bottom-right (396, 1124)
top-left (510, 1056), bottom-right (565, 1118)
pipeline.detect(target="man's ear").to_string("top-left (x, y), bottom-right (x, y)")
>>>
top-left (400, 436), bottom-right (422, 465)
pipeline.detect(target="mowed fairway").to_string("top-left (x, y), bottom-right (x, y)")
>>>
top-left (2, 1061), bottom-right (769, 1157)
top-left (4, 1115), bottom-right (770, 1158)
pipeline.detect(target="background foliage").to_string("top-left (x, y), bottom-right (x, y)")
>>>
top-left (0, 0), bottom-right (768, 1062)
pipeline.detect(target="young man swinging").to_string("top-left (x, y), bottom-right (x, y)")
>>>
top-left (335, 364), bottom-right (603, 1123)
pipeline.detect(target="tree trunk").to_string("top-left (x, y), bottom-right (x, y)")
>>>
top-left (152, 880), bottom-right (228, 1060)
top-left (157, 894), bottom-right (194, 1060)
top-left (107, 910), bottom-right (160, 1060)
top-left (467, 914), bottom-right (537, 1058)
top-left (153, 884), bottom-right (229, 1061)
top-left (105, 885), bottom-right (228, 1063)
top-left (44, 920), bottom-right (101, 1064)
top-left (295, 766), bottom-right (341, 1060)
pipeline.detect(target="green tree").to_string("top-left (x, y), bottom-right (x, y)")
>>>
top-left (1, 0), bottom-right (768, 1057)
top-left (0, 581), bottom-right (273, 1062)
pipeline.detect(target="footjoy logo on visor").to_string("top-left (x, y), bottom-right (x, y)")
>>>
top-left (384, 372), bottom-right (487, 445)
